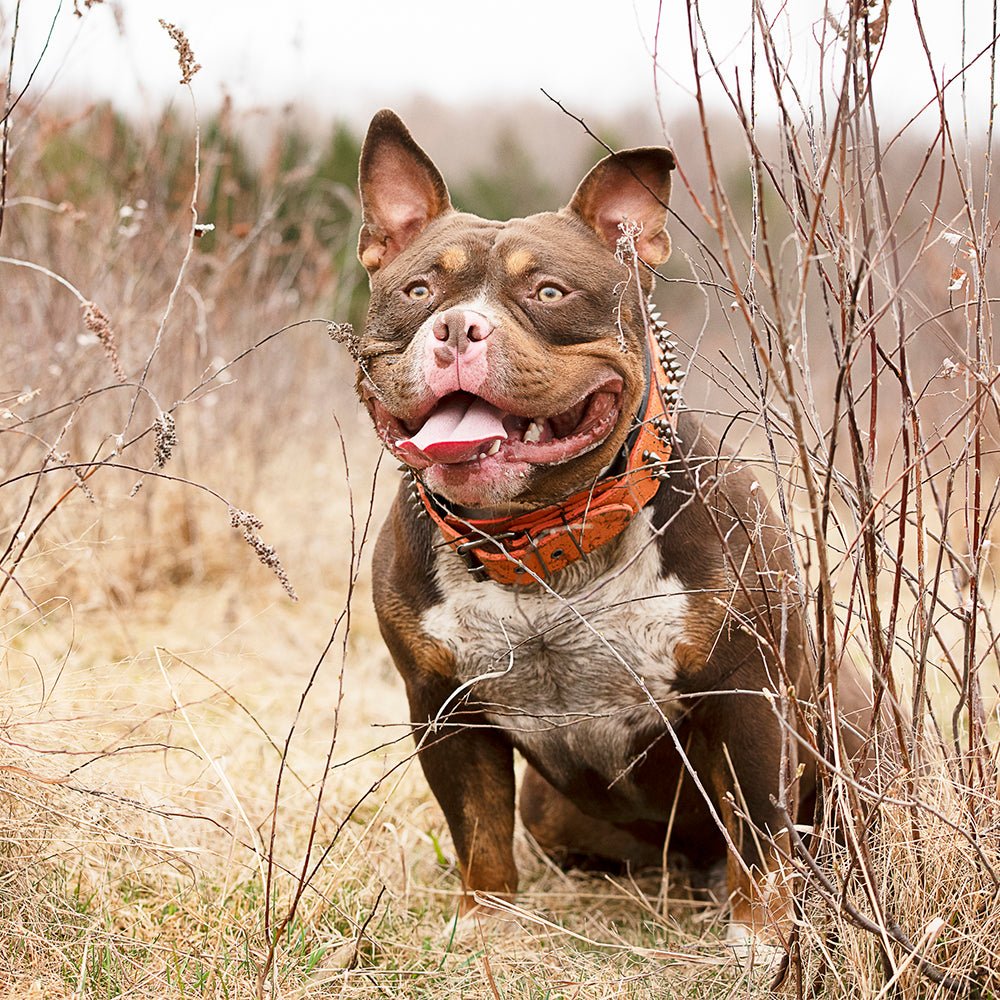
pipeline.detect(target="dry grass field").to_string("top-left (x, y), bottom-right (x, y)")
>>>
top-left (3, 4), bottom-right (1000, 998)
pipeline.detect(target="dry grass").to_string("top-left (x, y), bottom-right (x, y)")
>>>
top-left (0, 578), bottom-right (758, 999)
top-left (2, 2), bottom-right (1000, 998)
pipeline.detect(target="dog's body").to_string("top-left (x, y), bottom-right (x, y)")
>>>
top-left (353, 110), bottom-right (842, 950)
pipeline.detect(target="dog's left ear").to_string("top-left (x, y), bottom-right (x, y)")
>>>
top-left (566, 148), bottom-right (675, 268)
top-left (358, 109), bottom-right (453, 273)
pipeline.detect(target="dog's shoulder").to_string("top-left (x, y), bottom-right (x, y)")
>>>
top-left (371, 482), bottom-right (456, 679)
top-left (653, 411), bottom-right (796, 584)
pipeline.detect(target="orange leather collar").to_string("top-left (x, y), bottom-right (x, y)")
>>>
top-left (409, 299), bottom-right (683, 586)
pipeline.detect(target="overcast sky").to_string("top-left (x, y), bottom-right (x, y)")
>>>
top-left (3, 1), bottom-right (997, 137)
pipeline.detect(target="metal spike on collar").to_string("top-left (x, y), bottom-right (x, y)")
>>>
top-left (643, 296), bottom-right (683, 465)
top-left (646, 296), bottom-right (683, 383)
top-left (406, 471), bottom-right (429, 518)
top-left (646, 296), bottom-right (669, 333)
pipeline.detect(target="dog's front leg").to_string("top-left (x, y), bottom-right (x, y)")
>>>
top-left (405, 673), bottom-right (518, 915)
top-left (700, 695), bottom-right (797, 956)
top-left (373, 505), bottom-right (519, 915)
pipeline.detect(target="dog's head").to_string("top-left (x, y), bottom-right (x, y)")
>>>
top-left (355, 109), bottom-right (674, 510)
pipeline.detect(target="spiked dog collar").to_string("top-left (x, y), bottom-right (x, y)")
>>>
top-left (408, 299), bottom-right (684, 586)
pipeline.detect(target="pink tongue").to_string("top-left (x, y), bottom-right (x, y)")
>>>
top-left (399, 396), bottom-right (508, 464)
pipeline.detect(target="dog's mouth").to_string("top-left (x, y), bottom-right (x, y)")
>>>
top-left (370, 379), bottom-right (623, 471)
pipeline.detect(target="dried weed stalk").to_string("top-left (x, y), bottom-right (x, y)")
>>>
top-left (649, 0), bottom-right (1000, 994)
top-left (158, 19), bottom-right (201, 86)
top-left (82, 299), bottom-right (126, 383)
top-left (152, 410), bottom-right (176, 468)
top-left (229, 506), bottom-right (297, 600)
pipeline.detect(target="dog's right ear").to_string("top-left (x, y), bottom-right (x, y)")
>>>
top-left (358, 110), bottom-right (452, 273)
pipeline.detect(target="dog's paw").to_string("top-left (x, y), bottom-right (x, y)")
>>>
top-left (441, 905), bottom-right (521, 949)
top-left (441, 909), bottom-right (478, 948)
top-left (725, 921), bottom-right (787, 975)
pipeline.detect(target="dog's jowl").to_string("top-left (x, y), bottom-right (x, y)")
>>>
top-left (352, 109), bottom-right (841, 956)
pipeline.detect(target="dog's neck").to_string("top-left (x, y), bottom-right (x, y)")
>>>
top-left (410, 298), bottom-right (685, 586)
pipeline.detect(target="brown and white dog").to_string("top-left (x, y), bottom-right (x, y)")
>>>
top-left (352, 109), bottom-right (824, 956)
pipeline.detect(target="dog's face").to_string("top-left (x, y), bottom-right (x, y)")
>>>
top-left (355, 110), bottom-right (674, 510)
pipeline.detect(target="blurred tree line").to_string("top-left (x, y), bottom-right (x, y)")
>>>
top-left (26, 104), bottom-right (581, 334)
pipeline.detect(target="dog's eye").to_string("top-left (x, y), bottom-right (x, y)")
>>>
top-left (536, 285), bottom-right (565, 302)
top-left (405, 283), bottom-right (432, 302)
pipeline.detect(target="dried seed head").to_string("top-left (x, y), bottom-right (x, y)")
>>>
top-left (82, 300), bottom-right (126, 383)
top-left (74, 468), bottom-right (96, 503)
top-left (615, 218), bottom-right (643, 263)
top-left (862, 0), bottom-right (890, 44)
top-left (158, 20), bottom-right (201, 85)
top-left (612, 220), bottom-right (643, 354)
top-left (327, 321), bottom-right (360, 359)
top-left (72, 0), bottom-right (104, 15)
top-left (241, 529), bottom-right (297, 601)
top-left (228, 506), bottom-right (264, 532)
top-left (154, 412), bottom-right (177, 469)
top-left (227, 507), bottom-right (296, 599)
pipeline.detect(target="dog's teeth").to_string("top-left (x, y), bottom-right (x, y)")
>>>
top-left (485, 439), bottom-right (501, 457)
top-left (523, 418), bottom-right (544, 444)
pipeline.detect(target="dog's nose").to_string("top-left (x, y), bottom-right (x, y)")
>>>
top-left (432, 309), bottom-right (494, 347)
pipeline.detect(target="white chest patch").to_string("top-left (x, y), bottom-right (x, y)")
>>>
top-left (421, 511), bottom-right (690, 800)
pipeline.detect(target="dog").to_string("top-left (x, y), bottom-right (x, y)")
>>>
top-left (351, 109), bottom-right (837, 957)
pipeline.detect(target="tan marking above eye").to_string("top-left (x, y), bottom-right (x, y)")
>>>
top-left (505, 248), bottom-right (535, 276)
top-left (438, 246), bottom-right (468, 271)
